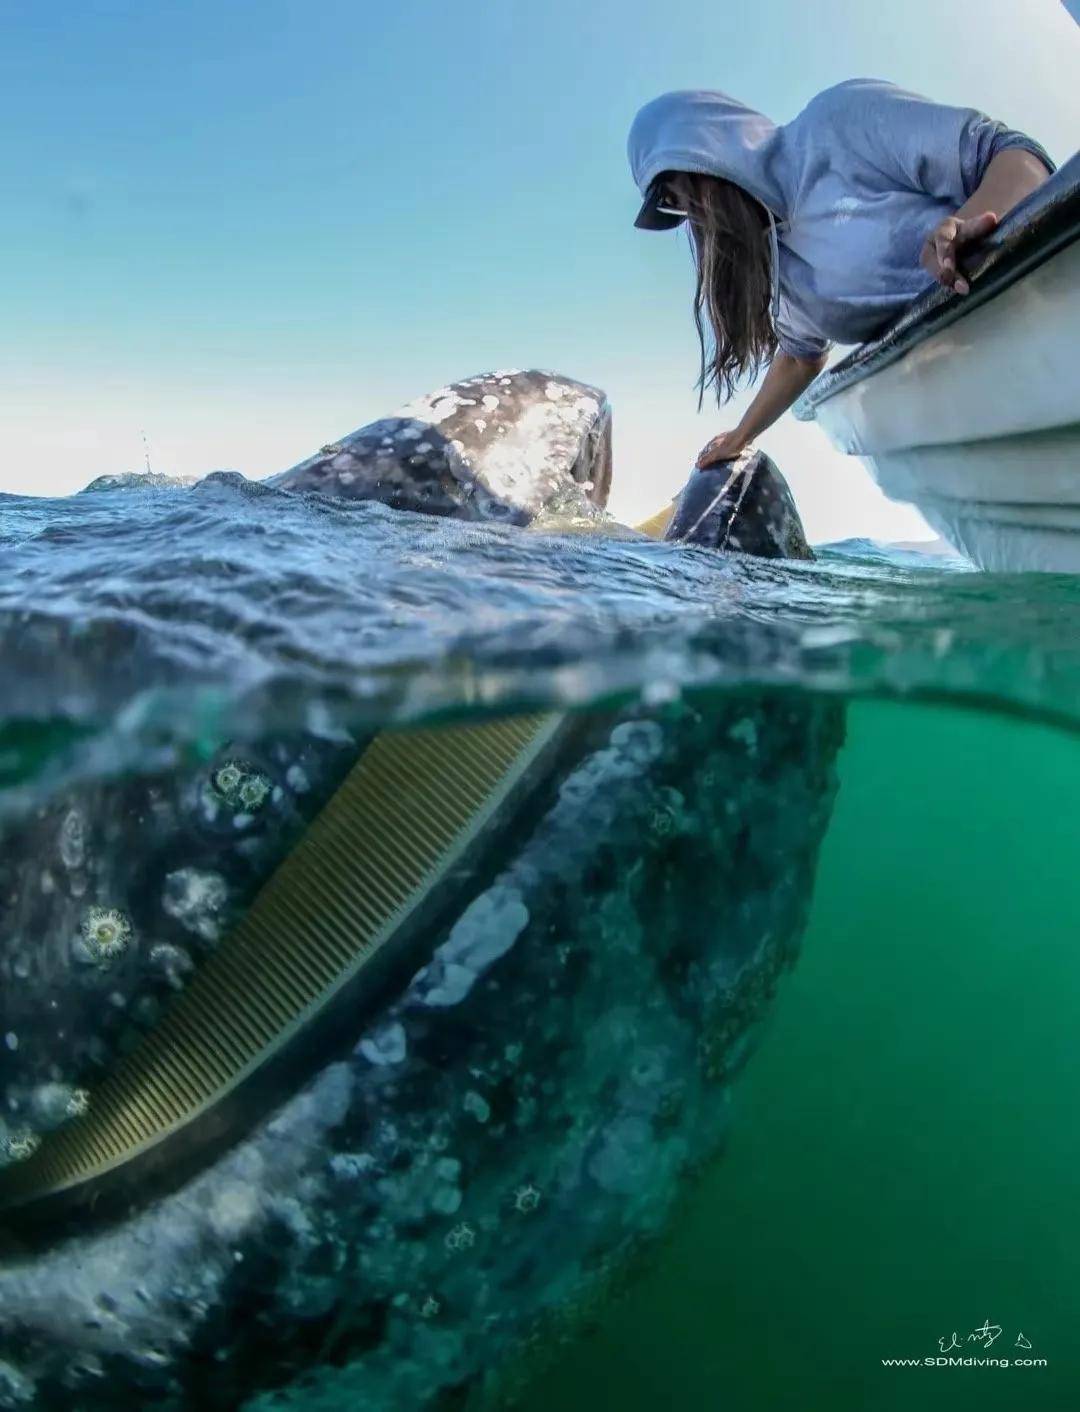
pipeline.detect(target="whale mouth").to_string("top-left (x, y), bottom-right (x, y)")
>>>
top-left (0, 714), bottom-right (579, 1240)
top-left (0, 471), bottom-right (688, 1243)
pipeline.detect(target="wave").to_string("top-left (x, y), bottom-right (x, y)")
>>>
top-left (0, 476), bottom-right (1077, 818)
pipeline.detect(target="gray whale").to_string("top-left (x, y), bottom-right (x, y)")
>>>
top-left (0, 371), bottom-right (839, 1412)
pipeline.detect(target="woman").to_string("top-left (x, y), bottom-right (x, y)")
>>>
top-left (627, 80), bottom-right (1054, 468)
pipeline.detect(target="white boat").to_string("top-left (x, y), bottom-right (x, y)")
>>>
top-left (795, 152), bottom-right (1080, 573)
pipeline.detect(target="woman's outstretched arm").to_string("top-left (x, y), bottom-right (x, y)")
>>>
top-left (696, 350), bottom-right (830, 468)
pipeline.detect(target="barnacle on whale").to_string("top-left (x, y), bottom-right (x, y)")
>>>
top-left (211, 758), bottom-right (271, 807)
top-left (0, 1129), bottom-right (40, 1166)
top-left (238, 773), bottom-right (270, 811)
top-left (162, 868), bottom-right (229, 943)
top-left (444, 1222), bottom-right (477, 1253)
top-left (65, 1088), bottom-right (90, 1120)
top-left (211, 761), bottom-right (245, 799)
top-left (79, 906), bottom-right (132, 965)
top-left (512, 1183), bottom-right (542, 1214)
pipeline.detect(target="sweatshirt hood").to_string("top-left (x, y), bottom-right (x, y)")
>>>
top-left (627, 89), bottom-right (790, 221)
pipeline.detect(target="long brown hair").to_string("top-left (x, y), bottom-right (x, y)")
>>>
top-left (666, 171), bottom-right (778, 408)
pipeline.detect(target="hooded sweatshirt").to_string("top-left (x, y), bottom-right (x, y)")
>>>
top-left (627, 79), bottom-right (1054, 358)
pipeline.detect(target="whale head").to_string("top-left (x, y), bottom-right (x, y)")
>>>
top-left (663, 451), bottom-right (813, 560)
top-left (270, 370), bottom-right (612, 527)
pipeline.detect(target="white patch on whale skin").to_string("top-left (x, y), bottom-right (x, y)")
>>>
top-left (409, 886), bottom-right (529, 1008)
top-left (208, 1180), bottom-right (260, 1241)
top-left (162, 868), bottom-right (228, 943)
top-left (395, 373), bottom-right (521, 426)
top-left (729, 718), bottom-right (759, 754)
top-left (365, 373), bottom-right (606, 517)
top-left (463, 393), bottom-right (603, 509)
top-left (420, 396), bottom-right (460, 424)
top-left (358, 1021), bottom-right (407, 1066)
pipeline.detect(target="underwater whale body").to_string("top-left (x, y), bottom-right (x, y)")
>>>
top-left (0, 372), bottom-right (840, 1411)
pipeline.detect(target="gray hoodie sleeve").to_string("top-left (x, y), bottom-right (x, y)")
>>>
top-left (971, 119), bottom-right (1055, 194)
top-left (774, 299), bottom-right (831, 361)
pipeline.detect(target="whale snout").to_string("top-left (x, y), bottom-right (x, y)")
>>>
top-left (664, 453), bottom-right (813, 561)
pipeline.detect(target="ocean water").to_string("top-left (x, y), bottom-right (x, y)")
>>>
top-left (0, 477), bottom-right (1077, 1410)
top-left (517, 698), bottom-right (1080, 1411)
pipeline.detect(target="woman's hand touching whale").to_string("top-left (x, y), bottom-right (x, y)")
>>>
top-left (695, 430), bottom-right (748, 468)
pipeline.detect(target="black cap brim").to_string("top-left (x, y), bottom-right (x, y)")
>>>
top-left (633, 178), bottom-right (686, 231)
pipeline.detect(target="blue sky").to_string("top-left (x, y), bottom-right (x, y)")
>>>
top-left (1, 0), bottom-right (1078, 540)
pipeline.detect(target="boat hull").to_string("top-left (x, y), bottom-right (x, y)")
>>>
top-left (866, 427), bottom-right (1080, 575)
top-left (797, 157), bottom-right (1080, 573)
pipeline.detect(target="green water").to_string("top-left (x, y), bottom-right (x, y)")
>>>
top-left (518, 697), bottom-right (1080, 1412)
